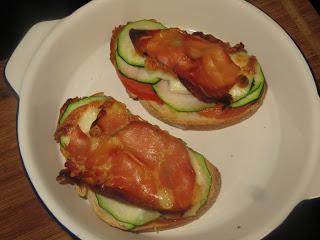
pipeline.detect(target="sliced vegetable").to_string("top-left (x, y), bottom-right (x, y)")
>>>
top-left (59, 95), bottom-right (107, 147)
top-left (59, 95), bottom-right (108, 124)
top-left (153, 80), bottom-right (216, 112)
top-left (231, 79), bottom-right (265, 108)
top-left (77, 107), bottom-right (101, 134)
top-left (167, 78), bottom-right (191, 94)
top-left (117, 71), bottom-right (163, 103)
top-left (184, 149), bottom-right (212, 217)
top-left (249, 62), bottom-right (265, 93)
top-left (117, 19), bottom-right (165, 66)
top-left (96, 194), bottom-right (161, 228)
top-left (231, 63), bottom-right (265, 107)
top-left (116, 51), bottom-right (177, 84)
top-left (228, 73), bottom-right (254, 102)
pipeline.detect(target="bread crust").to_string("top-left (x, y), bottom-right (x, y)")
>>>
top-left (76, 159), bottom-right (221, 232)
top-left (110, 21), bottom-right (267, 130)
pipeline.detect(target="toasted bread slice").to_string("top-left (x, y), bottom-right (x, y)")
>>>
top-left (57, 94), bottom-right (222, 232)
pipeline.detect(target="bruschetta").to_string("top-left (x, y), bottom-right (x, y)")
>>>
top-left (54, 94), bottom-right (221, 232)
top-left (110, 19), bottom-right (266, 130)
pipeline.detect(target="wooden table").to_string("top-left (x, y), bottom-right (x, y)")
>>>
top-left (0, 0), bottom-right (319, 239)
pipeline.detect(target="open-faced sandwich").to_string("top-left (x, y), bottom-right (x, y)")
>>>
top-left (110, 19), bottom-right (266, 130)
top-left (54, 94), bottom-right (221, 232)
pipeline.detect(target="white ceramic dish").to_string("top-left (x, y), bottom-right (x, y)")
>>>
top-left (5, 0), bottom-right (320, 239)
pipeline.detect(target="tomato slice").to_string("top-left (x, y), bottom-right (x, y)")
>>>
top-left (117, 71), bottom-right (163, 104)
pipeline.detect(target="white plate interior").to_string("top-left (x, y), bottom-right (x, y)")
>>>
top-left (17, 0), bottom-right (319, 240)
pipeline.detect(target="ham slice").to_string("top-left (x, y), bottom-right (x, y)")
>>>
top-left (58, 99), bottom-right (195, 212)
top-left (130, 28), bottom-right (242, 102)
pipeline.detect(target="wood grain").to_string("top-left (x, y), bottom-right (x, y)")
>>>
top-left (247, 0), bottom-right (320, 91)
top-left (0, 0), bottom-right (319, 239)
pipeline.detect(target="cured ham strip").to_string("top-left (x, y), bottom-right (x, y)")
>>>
top-left (117, 121), bottom-right (196, 210)
top-left (58, 98), bottom-right (195, 212)
top-left (130, 28), bottom-right (241, 102)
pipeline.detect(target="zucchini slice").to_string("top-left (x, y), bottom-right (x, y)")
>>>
top-left (96, 194), bottom-right (161, 228)
top-left (184, 149), bottom-right (212, 217)
top-left (117, 19), bottom-right (165, 67)
top-left (59, 96), bottom-right (108, 124)
top-left (116, 51), bottom-right (176, 84)
top-left (231, 63), bottom-right (265, 108)
top-left (249, 62), bottom-right (265, 93)
top-left (231, 79), bottom-right (265, 108)
top-left (229, 75), bottom-right (254, 102)
top-left (153, 80), bottom-right (216, 112)
top-left (58, 95), bottom-right (107, 147)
